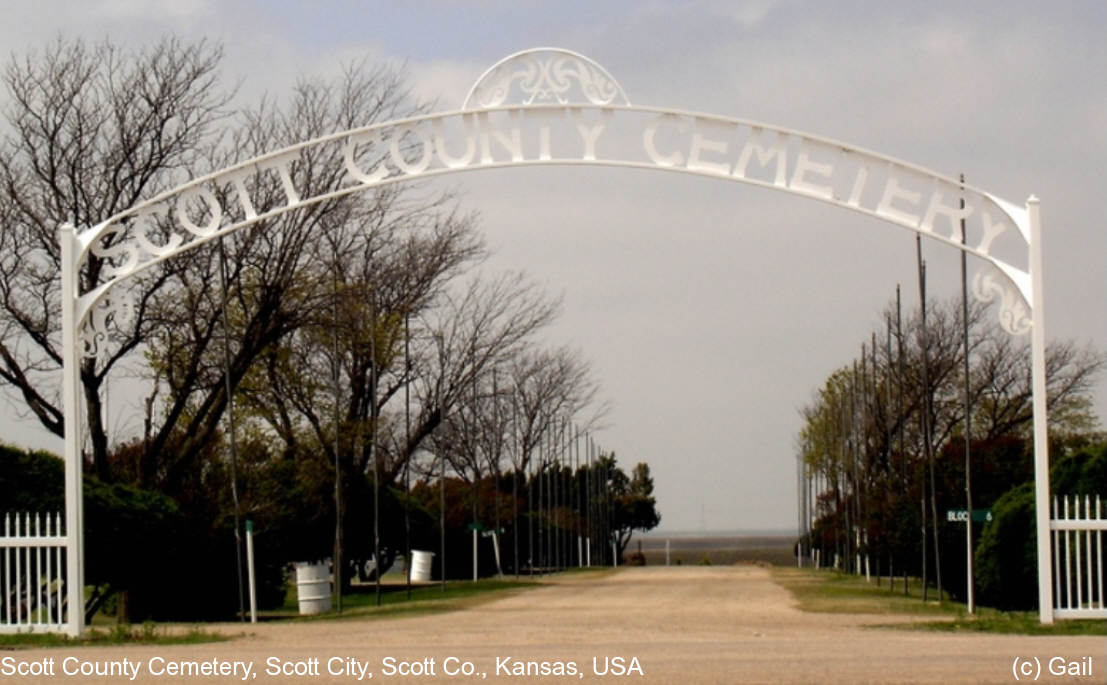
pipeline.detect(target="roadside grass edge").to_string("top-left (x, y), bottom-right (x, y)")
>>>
top-left (771, 566), bottom-right (1105, 636)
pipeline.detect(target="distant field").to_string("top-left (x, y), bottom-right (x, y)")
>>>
top-left (628, 533), bottom-right (796, 566)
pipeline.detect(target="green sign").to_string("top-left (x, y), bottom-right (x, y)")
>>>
top-left (946, 509), bottom-right (992, 523)
top-left (467, 522), bottom-right (484, 532)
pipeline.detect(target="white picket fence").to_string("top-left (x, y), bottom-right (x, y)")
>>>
top-left (1051, 495), bottom-right (1107, 619)
top-left (0, 512), bottom-right (70, 633)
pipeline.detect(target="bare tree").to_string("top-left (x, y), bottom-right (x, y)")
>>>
top-left (0, 37), bottom-right (230, 479)
top-left (229, 263), bottom-right (564, 559)
top-left (506, 345), bottom-right (606, 475)
top-left (230, 201), bottom-right (484, 479)
top-left (120, 56), bottom-right (453, 493)
top-left (799, 292), bottom-right (1105, 583)
top-left (413, 272), bottom-right (562, 467)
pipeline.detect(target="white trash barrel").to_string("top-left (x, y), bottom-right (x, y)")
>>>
top-left (294, 562), bottom-right (332, 615)
top-left (410, 550), bottom-right (435, 582)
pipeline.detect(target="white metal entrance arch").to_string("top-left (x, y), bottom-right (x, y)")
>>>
top-left (54, 48), bottom-right (1055, 633)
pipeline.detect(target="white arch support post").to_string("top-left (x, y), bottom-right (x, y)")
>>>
top-left (60, 223), bottom-right (85, 636)
top-left (1028, 197), bottom-right (1053, 624)
top-left (55, 48), bottom-right (1058, 632)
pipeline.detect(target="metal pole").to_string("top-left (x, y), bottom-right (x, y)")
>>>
top-left (885, 315), bottom-right (895, 587)
top-left (917, 236), bottom-right (943, 601)
top-left (471, 344), bottom-right (478, 583)
top-left (597, 439), bottom-right (602, 565)
top-left (554, 421), bottom-right (561, 571)
top-left (492, 370), bottom-right (501, 576)
top-left (797, 451), bottom-right (804, 568)
top-left (512, 395), bottom-right (520, 578)
top-left (1028, 196), bottom-right (1054, 624)
top-left (371, 298), bottom-right (381, 606)
top-left (404, 313), bottom-right (412, 599)
top-left (512, 462), bottom-right (519, 577)
top-left (856, 353), bottom-right (866, 579)
top-left (896, 285), bottom-right (909, 596)
top-left (558, 421), bottom-right (564, 570)
top-left (528, 444), bottom-right (535, 576)
top-left (550, 425), bottom-right (556, 571)
top-left (59, 223), bottom-right (85, 637)
top-left (575, 425), bottom-right (582, 568)
top-left (216, 238), bottom-right (246, 622)
top-left (538, 432), bottom-right (545, 570)
top-left (440, 450), bottom-right (447, 591)
top-left (604, 446), bottom-right (613, 565)
top-left (585, 433), bottom-right (591, 567)
top-left (245, 520), bottom-right (258, 624)
top-left (923, 269), bottom-right (942, 602)
top-left (959, 174), bottom-right (975, 614)
top-left (916, 240), bottom-right (930, 602)
top-left (330, 239), bottom-right (343, 614)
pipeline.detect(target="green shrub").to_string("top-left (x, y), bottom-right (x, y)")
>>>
top-left (0, 445), bottom-right (242, 621)
top-left (975, 482), bottom-right (1037, 611)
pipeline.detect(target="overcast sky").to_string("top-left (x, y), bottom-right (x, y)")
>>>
top-left (2, 1), bottom-right (1105, 532)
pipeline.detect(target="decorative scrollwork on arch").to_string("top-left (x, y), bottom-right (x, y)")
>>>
top-left (81, 287), bottom-right (136, 358)
top-left (463, 48), bottom-right (630, 110)
top-left (972, 265), bottom-right (1032, 336)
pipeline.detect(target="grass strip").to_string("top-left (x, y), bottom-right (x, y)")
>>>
top-left (771, 566), bottom-right (1105, 636)
top-left (903, 613), bottom-right (1106, 635)
top-left (1, 568), bottom-right (609, 647)
top-left (0, 623), bottom-right (231, 649)
top-left (290, 578), bottom-right (538, 621)
top-left (272, 569), bottom-right (613, 622)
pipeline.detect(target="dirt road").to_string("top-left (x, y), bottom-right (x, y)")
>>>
top-left (5, 566), bottom-right (1103, 684)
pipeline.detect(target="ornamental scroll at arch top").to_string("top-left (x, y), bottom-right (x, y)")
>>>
top-left (462, 48), bottom-right (631, 110)
top-left (973, 263), bottom-right (1032, 336)
top-left (71, 47), bottom-right (1040, 355)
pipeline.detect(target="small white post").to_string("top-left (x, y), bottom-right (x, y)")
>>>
top-left (855, 527), bottom-right (861, 576)
top-left (586, 538), bottom-right (591, 567)
top-left (246, 520), bottom-right (257, 624)
top-left (612, 542), bottom-right (618, 567)
top-left (491, 532), bottom-right (502, 577)
top-left (1027, 196), bottom-right (1054, 624)
top-left (472, 528), bottom-right (478, 582)
top-left (59, 223), bottom-right (85, 637)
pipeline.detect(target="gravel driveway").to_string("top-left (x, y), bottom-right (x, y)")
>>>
top-left (4, 565), bottom-right (1103, 684)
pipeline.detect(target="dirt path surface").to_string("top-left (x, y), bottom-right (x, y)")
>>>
top-left (5, 566), bottom-right (1104, 684)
